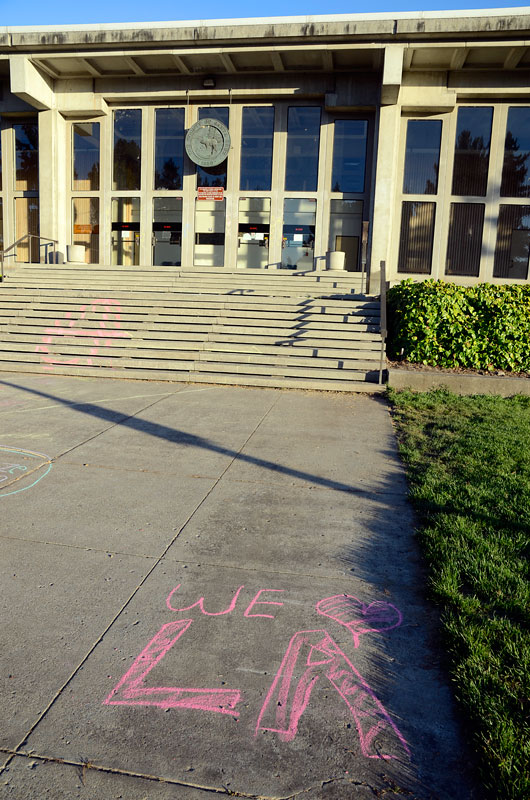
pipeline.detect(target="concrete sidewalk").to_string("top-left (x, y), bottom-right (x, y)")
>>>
top-left (0, 373), bottom-right (475, 799)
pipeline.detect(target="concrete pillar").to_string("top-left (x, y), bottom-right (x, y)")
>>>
top-left (38, 109), bottom-right (67, 262)
top-left (369, 102), bottom-right (401, 293)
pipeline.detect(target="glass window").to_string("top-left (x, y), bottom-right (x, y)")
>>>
top-left (111, 197), bottom-right (140, 265)
top-left (445, 203), bottom-right (484, 276)
top-left (72, 123), bottom-right (100, 191)
top-left (0, 134), bottom-right (2, 191)
top-left (451, 108), bottom-right (492, 197)
top-left (14, 122), bottom-right (39, 191)
top-left (153, 197), bottom-right (182, 266)
top-left (197, 108), bottom-right (229, 189)
top-left (500, 107), bottom-right (530, 198)
top-left (113, 110), bottom-right (142, 191)
top-left (493, 205), bottom-right (530, 280)
top-left (397, 201), bottom-right (435, 274)
top-left (285, 107), bottom-right (321, 192)
top-left (403, 120), bottom-right (442, 195)
top-left (15, 197), bottom-right (40, 262)
top-left (237, 198), bottom-right (270, 269)
top-left (154, 109), bottom-right (185, 190)
top-left (240, 107), bottom-right (274, 191)
top-left (195, 198), bottom-right (225, 266)
top-left (331, 120), bottom-right (368, 193)
top-left (0, 199), bottom-right (3, 252)
top-left (72, 198), bottom-right (99, 264)
top-left (282, 198), bottom-right (316, 269)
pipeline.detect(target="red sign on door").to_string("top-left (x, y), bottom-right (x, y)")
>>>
top-left (197, 187), bottom-right (224, 201)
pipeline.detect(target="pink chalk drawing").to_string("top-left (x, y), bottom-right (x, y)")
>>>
top-left (244, 589), bottom-right (284, 619)
top-left (316, 595), bottom-right (402, 649)
top-left (104, 620), bottom-right (241, 716)
top-left (255, 629), bottom-right (410, 759)
top-left (35, 298), bottom-right (131, 369)
top-left (166, 584), bottom-right (246, 616)
top-left (166, 585), bottom-right (285, 620)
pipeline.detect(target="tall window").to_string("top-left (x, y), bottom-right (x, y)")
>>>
top-left (403, 120), bottom-right (442, 195)
top-left (285, 107), bottom-right (321, 191)
top-left (197, 108), bottom-right (229, 189)
top-left (445, 203), bottom-right (484, 276)
top-left (154, 109), bottom-right (185, 190)
top-left (398, 202), bottom-right (436, 274)
top-left (331, 120), bottom-right (368, 193)
top-left (493, 205), bottom-right (530, 279)
top-left (14, 123), bottom-right (39, 191)
top-left (240, 107), bottom-right (274, 191)
top-left (73, 123), bottom-right (100, 191)
top-left (113, 110), bottom-right (142, 191)
top-left (500, 107), bottom-right (530, 198)
top-left (451, 107), bottom-right (492, 197)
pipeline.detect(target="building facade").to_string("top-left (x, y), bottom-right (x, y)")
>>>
top-left (1, 9), bottom-right (530, 288)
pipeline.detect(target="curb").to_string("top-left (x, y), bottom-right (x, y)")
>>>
top-left (387, 367), bottom-right (530, 397)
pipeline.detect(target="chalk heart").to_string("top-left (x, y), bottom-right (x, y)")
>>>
top-left (315, 595), bottom-right (402, 647)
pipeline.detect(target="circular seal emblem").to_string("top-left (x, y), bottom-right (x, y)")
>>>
top-left (185, 118), bottom-right (231, 168)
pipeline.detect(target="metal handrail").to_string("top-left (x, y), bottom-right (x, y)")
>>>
top-left (0, 234), bottom-right (59, 282)
top-left (378, 259), bottom-right (387, 385)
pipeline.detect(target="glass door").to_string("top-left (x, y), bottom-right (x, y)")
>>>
top-left (152, 197), bottom-right (182, 266)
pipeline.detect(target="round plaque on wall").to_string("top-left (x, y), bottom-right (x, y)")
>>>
top-left (185, 118), bottom-right (231, 168)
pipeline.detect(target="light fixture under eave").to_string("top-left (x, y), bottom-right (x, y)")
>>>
top-left (203, 76), bottom-right (216, 88)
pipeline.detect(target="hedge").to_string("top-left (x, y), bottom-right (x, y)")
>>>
top-left (386, 280), bottom-right (530, 372)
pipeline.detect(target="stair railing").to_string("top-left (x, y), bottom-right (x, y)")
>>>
top-left (378, 260), bottom-right (387, 385)
top-left (0, 234), bottom-right (59, 282)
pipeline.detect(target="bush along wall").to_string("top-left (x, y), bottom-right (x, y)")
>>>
top-left (387, 280), bottom-right (530, 372)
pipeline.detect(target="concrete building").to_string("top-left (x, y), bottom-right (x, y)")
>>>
top-left (1, 8), bottom-right (530, 289)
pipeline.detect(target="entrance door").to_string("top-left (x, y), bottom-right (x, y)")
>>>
top-left (152, 197), bottom-right (182, 266)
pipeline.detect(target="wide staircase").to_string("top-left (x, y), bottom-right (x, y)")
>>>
top-left (0, 264), bottom-right (385, 392)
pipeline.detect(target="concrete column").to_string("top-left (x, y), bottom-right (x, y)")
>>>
top-left (369, 102), bottom-right (401, 293)
top-left (38, 109), bottom-right (67, 262)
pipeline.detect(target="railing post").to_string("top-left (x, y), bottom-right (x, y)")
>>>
top-left (378, 260), bottom-right (387, 385)
top-left (360, 221), bottom-right (369, 296)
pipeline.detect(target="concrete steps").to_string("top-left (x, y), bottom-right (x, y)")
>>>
top-left (0, 264), bottom-right (384, 392)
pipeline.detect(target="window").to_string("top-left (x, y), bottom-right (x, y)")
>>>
top-left (240, 107), bottom-right (274, 191)
top-left (493, 205), bottom-right (530, 279)
top-left (73, 123), bottom-right (100, 191)
top-left (331, 120), bottom-right (368, 193)
top-left (451, 107), bottom-right (492, 197)
top-left (445, 203), bottom-right (484, 276)
top-left (197, 108), bottom-right (229, 189)
top-left (285, 107), bottom-right (321, 191)
top-left (154, 109), bottom-right (184, 190)
top-left (500, 107), bottom-right (530, 198)
top-left (403, 120), bottom-right (442, 195)
top-left (113, 110), bottom-right (142, 191)
top-left (14, 123), bottom-right (38, 191)
top-left (281, 198), bottom-right (316, 269)
top-left (398, 202), bottom-right (435, 274)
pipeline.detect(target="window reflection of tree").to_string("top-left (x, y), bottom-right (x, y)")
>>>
top-left (452, 129), bottom-right (490, 196)
top-left (114, 138), bottom-right (141, 190)
top-left (494, 205), bottom-right (530, 279)
top-left (501, 131), bottom-right (530, 198)
top-left (15, 123), bottom-right (39, 191)
top-left (155, 158), bottom-right (181, 190)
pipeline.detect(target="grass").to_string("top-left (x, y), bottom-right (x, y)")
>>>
top-left (388, 388), bottom-right (530, 800)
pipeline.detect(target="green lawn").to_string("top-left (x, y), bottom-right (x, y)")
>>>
top-left (388, 389), bottom-right (530, 800)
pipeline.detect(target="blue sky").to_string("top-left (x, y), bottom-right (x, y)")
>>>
top-left (0, 0), bottom-right (527, 27)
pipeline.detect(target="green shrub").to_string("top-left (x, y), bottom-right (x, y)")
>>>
top-left (387, 280), bottom-right (530, 371)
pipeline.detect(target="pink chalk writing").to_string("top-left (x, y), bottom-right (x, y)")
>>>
top-left (166, 584), bottom-right (246, 616)
top-left (255, 629), bottom-right (410, 759)
top-left (104, 619), bottom-right (241, 716)
top-left (243, 589), bottom-right (284, 619)
top-left (35, 299), bottom-right (131, 369)
top-left (316, 595), bottom-right (402, 649)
